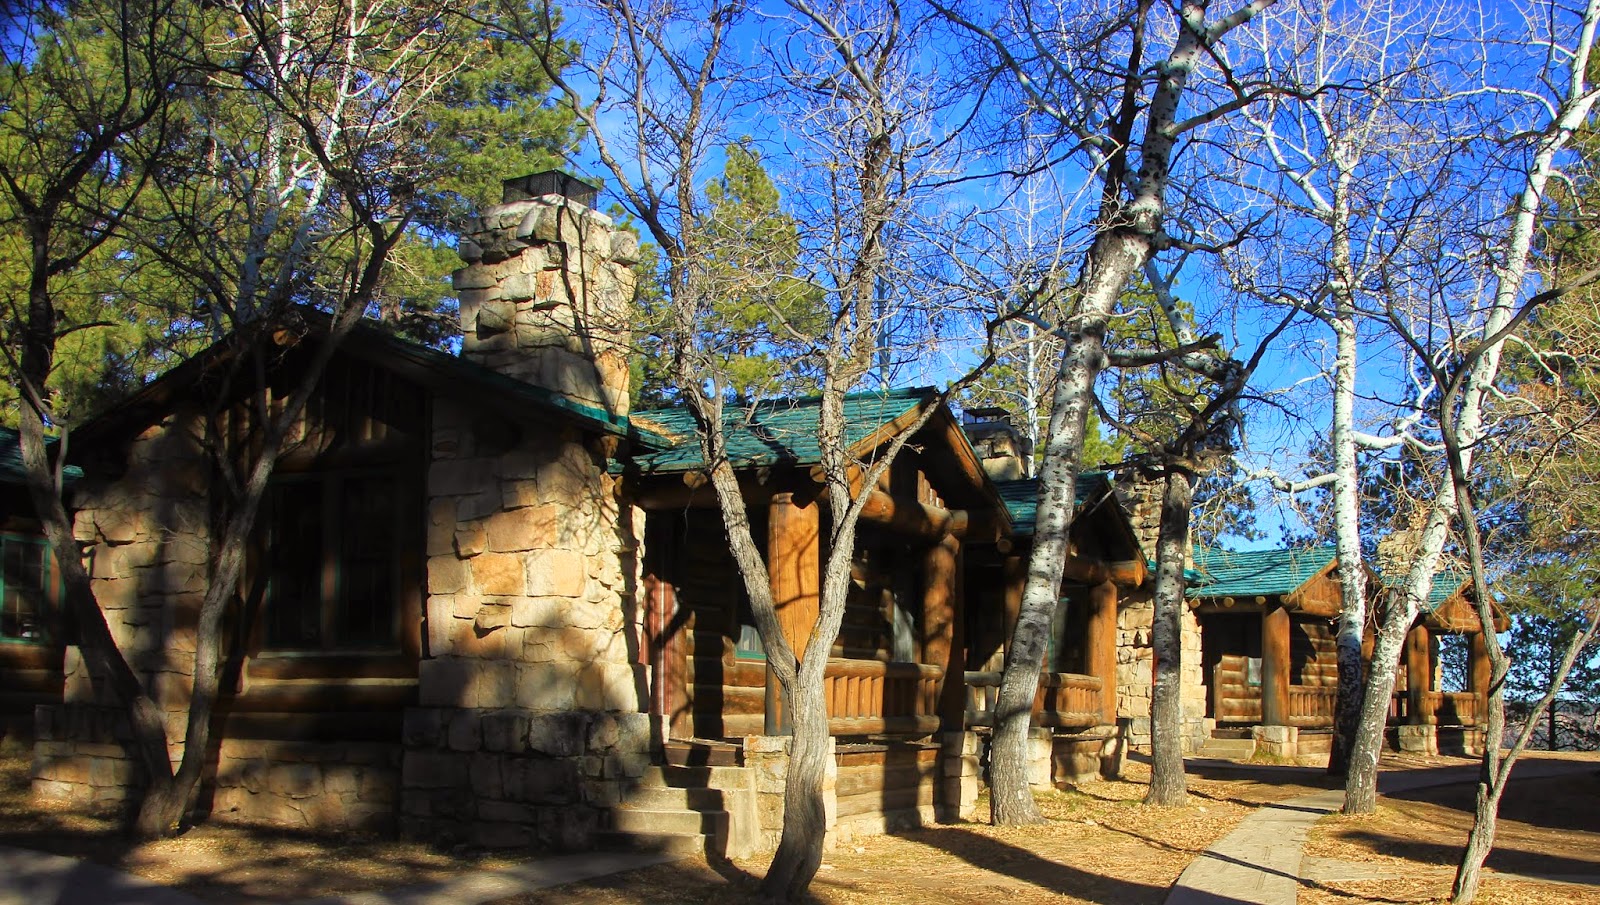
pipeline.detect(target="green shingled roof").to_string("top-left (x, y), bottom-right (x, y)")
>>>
top-left (0, 427), bottom-right (80, 486)
top-left (627, 387), bottom-right (935, 473)
top-left (992, 473), bottom-right (1113, 536)
top-left (1186, 545), bottom-right (1338, 599)
top-left (1377, 569), bottom-right (1470, 612)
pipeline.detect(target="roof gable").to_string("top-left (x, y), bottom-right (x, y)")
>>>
top-left (71, 311), bottom-right (631, 450)
top-left (1187, 545), bottom-right (1338, 600)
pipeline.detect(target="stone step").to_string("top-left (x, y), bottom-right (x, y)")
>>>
top-left (610, 806), bottom-right (730, 839)
top-left (623, 783), bottom-right (729, 812)
top-left (636, 763), bottom-right (751, 791)
top-left (1196, 737), bottom-right (1256, 760)
top-left (595, 829), bottom-right (708, 856)
top-left (663, 740), bottom-right (743, 768)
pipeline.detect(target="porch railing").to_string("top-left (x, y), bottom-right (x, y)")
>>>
top-left (963, 671), bottom-right (1103, 730)
top-left (1390, 690), bottom-right (1479, 726)
top-left (823, 659), bottom-right (942, 736)
top-left (1287, 686), bottom-right (1337, 727)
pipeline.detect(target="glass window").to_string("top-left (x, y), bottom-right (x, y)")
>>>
top-left (0, 535), bottom-right (54, 644)
top-left (264, 473), bottom-right (402, 651)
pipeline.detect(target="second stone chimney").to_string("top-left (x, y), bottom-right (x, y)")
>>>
top-left (453, 172), bottom-right (637, 417)
top-left (962, 407), bottom-right (1034, 481)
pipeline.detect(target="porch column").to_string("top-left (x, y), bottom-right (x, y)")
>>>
top-left (1001, 554), bottom-right (1025, 658)
top-left (768, 492), bottom-right (820, 734)
top-left (1469, 631), bottom-right (1491, 719)
top-left (1261, 604), bottom-right (1291, 727)
top-left (1406, 623), bottom-right (1433, 725)
top-left (923, 533), bottom-right (965, 730)
top-left (1086, 580), bottom-right (1119, 726)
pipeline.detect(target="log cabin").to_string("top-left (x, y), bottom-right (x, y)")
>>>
top-left (1188, 546), bottom-right (1504, 758)
top-left (25, 172), bottom-right (1153, 856)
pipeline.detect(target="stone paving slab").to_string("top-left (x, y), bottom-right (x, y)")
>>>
top-left (0, 844), bottom-right (207, 905)
top-left (1165, 758), bottom-right (1600, 905)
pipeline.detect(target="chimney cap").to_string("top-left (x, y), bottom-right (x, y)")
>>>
top-left (502, 171), bottom-right (600, 208)
top-left (963, 405), bottom-right (1014, 426)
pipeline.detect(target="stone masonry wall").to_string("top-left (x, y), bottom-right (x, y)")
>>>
top-left (1116, 591), bottom-right (1208, 753)
top-left (455, 186), bottom-right (637, 419)
top-left (402, 181), bottom-right (649, 850)
top-left (33, 408), bottom-right (212, 806)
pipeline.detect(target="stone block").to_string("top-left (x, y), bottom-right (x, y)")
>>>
top-left (427, 556), bottom-right (469, 595)
top-left (1396, 724), bottom-right (1437, 755)
top-left (268, 763), bottom-right (322, 799)
top-left (454, 525), bottom-right (487, 558)
top-left (402, 751), bottom-right (468, 790)
top-left (517, 662), bottom-right (580, 710)
top-left (526, 712), bottom-right (588, 757)
top-left (502, 757), bottom-right (580, 805)
top-left (448, 712), bottom-right (483, 752)
top-left (510, 596), bottom-right (566, 629)
top-left (482, 711), bottom-right (530, 753)
top-left (526, 549), bottom-right (587, 598)
top-left (485, 505), bottom-right (559, 554)
top-left (471, 553), bottom-right (526, 597)
top-left (470, 752), bottom-right (505, 800)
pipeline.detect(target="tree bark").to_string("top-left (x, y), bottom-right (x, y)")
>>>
top-left (1146, 465), bottom-right (1193, 806)
top-left (988, 0), bottom-right (1276, 823)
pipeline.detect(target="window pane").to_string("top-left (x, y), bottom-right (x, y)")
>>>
top-left (265, 484), bottom-right (325, 648)
top-left (1, 539), bottom-right (49, 643)
top-left (337, 476), bottom-right (397, 648)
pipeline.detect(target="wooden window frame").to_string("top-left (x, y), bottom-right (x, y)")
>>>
top-left (259, 468), bottom-right (417, 655)
top-left (0, 532), bottom-right (57, 645)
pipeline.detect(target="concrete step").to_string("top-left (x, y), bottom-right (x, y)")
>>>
top-left (610, 806), bottom-right (730, 839)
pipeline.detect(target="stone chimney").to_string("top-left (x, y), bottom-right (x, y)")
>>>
top-left (961, 407), bottom-right (1034, 481)
top-left (453, 172), bottom-right (637, 417)
top-left (1114, 469), bottom-right (1165, 561)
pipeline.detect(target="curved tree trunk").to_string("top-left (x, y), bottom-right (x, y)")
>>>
top-left (1146, 465), bottom-right (1193, 806)
top-left (760, 670), bottom-right (831, 901)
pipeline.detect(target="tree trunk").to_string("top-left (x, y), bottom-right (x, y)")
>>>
top-left (1342, 595), bottom-right (1410, 814)
top-left (1327, 298), bottom-right (1366, 777)
top-left (991, 236), bottom-right (1137, 825)
top-left (760, 668), bottom-right (830, 901)
top-left (1146, 465), bottom-right (1193, 806)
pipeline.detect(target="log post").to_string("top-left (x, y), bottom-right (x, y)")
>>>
top-left (923, 533), bottom-right (965, 730)
top-left (1261, 604), bottom-right (1291, 727)
top-left (1406, 623), bottom-right (1433, 725)
top-left (768, 492), bottom-right (820, 734)
top-left (1002, 554), bottom-right (1025, 659)
top-left (1086, 580), bottom-right (1119, 727)
top-left (1469, 630), bottom-right (1491, 722)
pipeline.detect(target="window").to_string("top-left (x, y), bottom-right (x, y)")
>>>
top-left (1, 534), bottom-right (54, 644)
top-left (263, 473), bottom-right (403, 651)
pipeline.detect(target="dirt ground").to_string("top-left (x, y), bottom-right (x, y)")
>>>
top-left (499, 759), bottom-right (1342, 905)
top-left (2, 746), bottom-right (1595, 905)
top-left (0, 748), bottom-right (517, 903)
top-left (1301, 754), bottom-right (1600, 905)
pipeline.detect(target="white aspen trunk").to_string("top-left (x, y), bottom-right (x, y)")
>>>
top-left (1347, 0), bottom-right (1600, 812)
top-left (1146, 465), bottom-right (1194, 805)
top-left (1327, 165), bottom-right (1368, 777)
top-left (991, 0), bottom-right (1276, 824)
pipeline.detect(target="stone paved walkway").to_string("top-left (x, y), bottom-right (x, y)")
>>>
top-left (0, 844), bottom-right (682, 905)
top-left (1164, 757), bottom-right (1599, 905)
